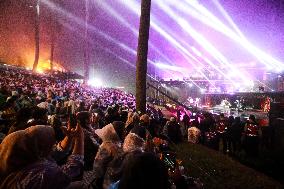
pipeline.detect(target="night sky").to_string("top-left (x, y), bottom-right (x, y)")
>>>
top-left (0, 0), bottom-right (284, 91)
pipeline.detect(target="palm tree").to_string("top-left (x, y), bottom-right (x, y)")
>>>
top-left (32, 0), bottom-right (40, 72)
top-left (136, 0), bottom-right (152, 113)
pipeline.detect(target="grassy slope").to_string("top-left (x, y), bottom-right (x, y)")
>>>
top-left (173, 143), bottom-right (283, 189)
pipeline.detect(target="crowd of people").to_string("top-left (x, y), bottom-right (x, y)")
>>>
top-left (189, 112), bottom-right (262, 157)
top-left (0, 66), bottom-right (203, 189)
top-left (0, 66), bottom-right (263, 189)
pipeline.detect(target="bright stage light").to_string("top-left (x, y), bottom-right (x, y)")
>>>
top-left (212, 0), bottom-right (245, 39)
top-left (155, 63), bottom-right (185, 72)
top-left (191, 47), bottom-right (202, 57)
top-left (180, 0), bottom-right (284, 70)
top-left (112, 0), bottom-right (218, 89)
top-left (118, 0), bottom-right (214, 87)
top-left (88, 78), bottom-right (103, 87)
top-left (234, 82), bottom-right (241, 88)
top-left (44, 0), bottom-right (284, 93)
top-left (160, 0), bottom-right (284, 73)
top-left (159, 2), bottom-right (249, 87)
top-left (36, 68), bottom-right (44, 74)
top-left (116, 86), bottom-right (125, 89)
top-left (244, 80), bottom-right (254, 87)
top-left (157, 0), bottom-right (277, 92)
top-left (45, 0), bottom-right (178, 80)
top-left (94, 0), bottom-right (173, 65)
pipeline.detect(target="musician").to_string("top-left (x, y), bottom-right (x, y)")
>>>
top-left (221, 98), bottom-right (231, 115)
top-left (263, 97), bottom-right (270, 112)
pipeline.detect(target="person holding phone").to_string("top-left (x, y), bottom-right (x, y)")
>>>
top-left (76, 111), bottom-right (99, 171)
top-left (0, 124), bottom-right (85, 189)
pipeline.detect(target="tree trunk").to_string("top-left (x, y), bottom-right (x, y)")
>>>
top-left (32, 0), bottom-right (40, 72)
top-left (136, 0), bottom-right (151, 113)
top-left (50, 24), bottom-right (55, 71)
top-left (84, 0), bottom-right (90, 82)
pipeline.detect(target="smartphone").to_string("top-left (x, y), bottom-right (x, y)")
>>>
top-left (162, 152), bottom-right (177, 170)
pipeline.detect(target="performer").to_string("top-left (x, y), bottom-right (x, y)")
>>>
top-left (263, 97), bottom-right (270, 112)
top-left (220, 98), bottom-right (231, 115)
top-left (195, 98), bottom-right (200, 107)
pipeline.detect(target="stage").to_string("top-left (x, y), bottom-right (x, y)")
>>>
top-left (204, 106), bottom-right (269, 126)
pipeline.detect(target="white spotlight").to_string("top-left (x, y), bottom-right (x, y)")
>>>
top-left (88, 78), bottom-right (103, 87)
top-left (200, 88), bottom-right (206, 93)
top-left (188, 83), bottom-right (193, 87)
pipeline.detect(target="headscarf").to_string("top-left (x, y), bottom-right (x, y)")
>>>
top-left (125, 112), bottom-right (139, 128)
top-left (95, 123), bottom-right (120, 142)
top-left (0, 125), bottom-right (55, 178)
top-left (140, 114), bottom-right (150, 125)
top-left (123, 133), bottom-right (145, 153)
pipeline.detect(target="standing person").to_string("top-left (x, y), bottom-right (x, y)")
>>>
top-left (226, 116), bottom-right (234, 154)
top-left (162, 117), bottom-right (182, 144)
top-left (76, 111), bottom-right (99, 171)
top-left (125, 112), bottom-right (140, 135)
top-left (92, 122), bottom-right (124, 189)
top-left (243, 115), bottom-right (260, 157)
top-left (180, 114), bottom-right (190, 139)
top-left (199, 112), bottom-right (213, 145)
top-left (176, 109), bottom-right (181, 122)
top-left (228, 117), bottom-right (242, 154)
top-left (216, 113), bottom-right (228, 153)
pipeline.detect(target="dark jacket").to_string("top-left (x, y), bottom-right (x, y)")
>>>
top-left (163, 121), bottom-right (182, 143)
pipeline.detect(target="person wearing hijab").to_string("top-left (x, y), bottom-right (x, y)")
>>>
top-left (123, 131), bottom-right (145, 153)
top-left (124, 111), bottom-right (139, 135)
top-left (7, 107), bottom-right (32, 135)
top-left (0, 125), bottom-right (84, 189)
top-left (91, 121), bottom-right (124, 189)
